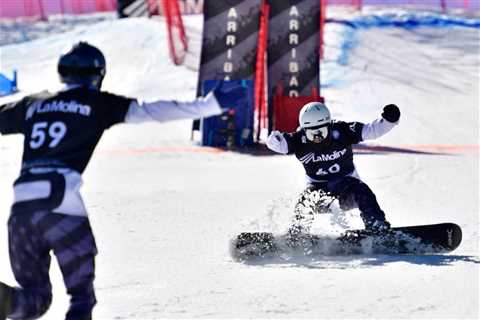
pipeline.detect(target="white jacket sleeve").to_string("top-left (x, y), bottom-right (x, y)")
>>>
top-left (361, 118), bottom-right (398, 141)
top-left (266, 131), bottom-right (289, 154)
top-left (124, 91), bottom-right (223, 124)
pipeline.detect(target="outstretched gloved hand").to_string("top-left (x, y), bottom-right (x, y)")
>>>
top-left (381, 104), bottom-right (400, 123)
top-left (266, 130), bottom-right (288, 154)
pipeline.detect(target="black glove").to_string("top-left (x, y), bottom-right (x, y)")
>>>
top-left (382, 104), bottom-right (400, 123)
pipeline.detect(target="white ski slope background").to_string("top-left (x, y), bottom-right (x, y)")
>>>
top-left (0, 9), bottom-right (479, 319)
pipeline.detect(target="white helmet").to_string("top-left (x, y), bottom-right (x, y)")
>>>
top-left (298, 101), bottom-right (331, 143)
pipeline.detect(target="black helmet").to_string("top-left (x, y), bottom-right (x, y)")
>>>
top-left (58, 42), bottom-right (106, 89)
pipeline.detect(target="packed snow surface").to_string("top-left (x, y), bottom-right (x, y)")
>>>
top-left (0, 10), bottom-right (479, 319)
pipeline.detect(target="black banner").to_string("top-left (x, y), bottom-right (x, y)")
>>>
top-left (117, 0), bottom-right (149, 18)
top-left (197, 0), bottom-right (262, 95)
top-left (267, 0), bottom-right (321, 98)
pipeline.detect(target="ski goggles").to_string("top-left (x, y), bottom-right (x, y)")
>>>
top-left (305, 124), bottom-right (330, 142)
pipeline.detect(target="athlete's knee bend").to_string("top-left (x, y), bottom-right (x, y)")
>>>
top-left (351, 180), bottom-right (374, 197)
top-left (11, 289), bottom-right (52, 320)
top-left (30, 290), bottom-right (52, 319)
top-left (36, 292), bottom-right (53, 318)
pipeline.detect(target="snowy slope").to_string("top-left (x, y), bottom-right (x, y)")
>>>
top-left (0, 12), bottom-right (479, 319)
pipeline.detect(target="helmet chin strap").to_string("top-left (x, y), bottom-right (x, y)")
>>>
top-left (311, 135), bottom-right (327, 144)
top-left (312, 135), bottom-right (325, 143)
top-left (306, 125), bottom-right (329, 143)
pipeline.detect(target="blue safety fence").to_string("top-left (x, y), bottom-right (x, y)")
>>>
top-left (321, 11), bottom-right (480, 89)
top-left (0, 70), bottom-right (17, 96)
top-left (330, 11), bottom-right (480, 29)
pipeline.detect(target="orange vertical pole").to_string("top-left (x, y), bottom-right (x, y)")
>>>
top-left (255, 0), bottom-right (269, 137)
top-left (162, 0), bottom-right (188, 65)
top-left (319, 0), bottom-right (327, 60)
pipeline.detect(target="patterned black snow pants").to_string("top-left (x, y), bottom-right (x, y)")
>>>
top-left (295, 176), bottom-right (388, 227)
top-left (7, 211), bottom-right (97, 320)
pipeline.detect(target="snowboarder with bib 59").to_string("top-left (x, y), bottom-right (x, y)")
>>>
top-left (0, 42), bottom-right (244, 320)
top-left (266, 101), bottom-right (400, 237)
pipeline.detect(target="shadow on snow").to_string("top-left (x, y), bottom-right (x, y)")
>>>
top-left (222, 143), bottom-right (461, 157)
top-left (238, 254), bottom-right (480, 269)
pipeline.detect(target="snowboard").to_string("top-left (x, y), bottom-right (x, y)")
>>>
top-left (231, 223), bottom-right (462, 260)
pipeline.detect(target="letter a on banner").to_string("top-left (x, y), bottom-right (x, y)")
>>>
top-left (267, 0), bottom-right (321, 100)
top-left (197, 0), bottom-right (262, 95)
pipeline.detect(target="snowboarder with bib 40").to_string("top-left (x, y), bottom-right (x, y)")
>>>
top-left (266, 101), bottom-right (400, 237)
top-left (0, 42), bottom-right (243, 320)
